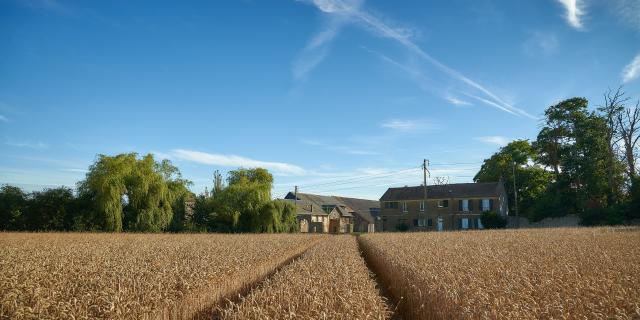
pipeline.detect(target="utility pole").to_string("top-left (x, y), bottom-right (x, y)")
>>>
top-left (423, 159), bottom-right (430, 230)
top-left (512, 161), bottom-right (519, 229)
top-left (294, 185), bottom-right (298, 206)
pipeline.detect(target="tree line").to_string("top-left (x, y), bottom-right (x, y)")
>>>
top-left (474, 88), bottom-right (640, 225)
top-left (0, 153), bottom-right (298, 232)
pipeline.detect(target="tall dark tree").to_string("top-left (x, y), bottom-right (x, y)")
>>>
top-left (0, 185), bottom-right (28, 230)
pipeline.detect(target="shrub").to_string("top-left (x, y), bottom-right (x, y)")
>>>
top-left (481, 211), bottom-right (507, 229)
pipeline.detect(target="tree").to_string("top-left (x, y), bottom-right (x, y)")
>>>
top-left (534, 98), bottom-right (618, 216)
top-left (78, 153), bottom-right (191, 232)
top-left (597, 87), bottom-right (626, 204)
top-left (0, 185), bottom-right (28, 230)
top-left (617, 98), bottom-right (640, 180)
top-left (193, 168), bottom-right (298, 233)
top-left (474, 140), bottom-right (553, 219)
top-left (26, 187), bottom-right (75, 231)
top-left (213, 170), bottom-right (224, 195)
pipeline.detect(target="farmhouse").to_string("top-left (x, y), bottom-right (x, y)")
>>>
top-left (379, 182), bottom-right (508, 231)
top-left (284, 192), bottom-right (378, 233)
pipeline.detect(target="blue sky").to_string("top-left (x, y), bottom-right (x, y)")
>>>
top-left (1, 0), bottom-right (639, 200)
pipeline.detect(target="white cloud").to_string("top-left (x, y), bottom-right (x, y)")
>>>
top-left (622, 53), bottom-right (640, 84)
top-left (474, 136), bottom-right (510, 146)
top-left (380, 119), bottom-right (438, 132)
top-left (171, 149), bottom-right (306, 176)
top-left (445, 96), bottom-right (472, 106)
top-left (555, 0), bottom-right (585, 30)
top-left (0, 115), bottom-right (8, 122)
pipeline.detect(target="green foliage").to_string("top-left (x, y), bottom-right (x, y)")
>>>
top-left (474, 140), bottom-right (553, 219)
top-left (476, 97), bottom-right (629, 225)
top-left (395, 222), bottom-right (409, 232)
top-left (78, 153), bottom-right (192, 232)
top-left (626, 177), bottom-right (640, 221)
top-left (189, 168), bottom-right (298, 233)
top-left (26, 187), bottom-right (75, 231)
top-left (580, 206), bottom-right (625, 226)
top-left (0, 185), bottom-right (28, 230)
top-left (480, 211), bottom-right (507, 229)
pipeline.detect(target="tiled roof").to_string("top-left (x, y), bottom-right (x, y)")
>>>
top-left (284, 192), bottom-right (378, 223)
top-left (380, 182), bottom-right (503, 201)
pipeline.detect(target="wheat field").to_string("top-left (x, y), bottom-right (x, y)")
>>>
top-left (2, 228), bottom-right (639, 319)
top-left (219, 235), bottom-right (391, 320)
top-left (0, 233), bottom-right (321, 319)
top-left (359, 227), bottom-right (640, 319)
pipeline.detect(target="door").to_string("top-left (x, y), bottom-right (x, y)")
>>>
top-left (329, 219), bottom-right (340, 233)
top-left (437, 217), bottom-right (443, 231)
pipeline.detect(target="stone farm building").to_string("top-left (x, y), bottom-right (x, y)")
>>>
top-left (379, 182), bottom-right (508, 232)
top-left (284, 192), bottom-right (379, 233)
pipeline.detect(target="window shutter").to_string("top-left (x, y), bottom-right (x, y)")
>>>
top-left (489, 199), bottom-right (494, 211)
top-left (478, 199), bottom-right (483, 210)
top-left (458, 218), bottom-right (462, 229)
top-left (469, 200), bottom-right (473, 211)
top-left (413, 219), bottom-right (418, 226)
top-left (458, 200), bottom-right (462, 211)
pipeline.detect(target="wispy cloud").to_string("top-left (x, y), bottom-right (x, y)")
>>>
top-left (445, 96), bottom-right (472, 106)
top-left (292, 0), bottom-right (363, 80)
top-left (474, 136), bottom-right (510, 146)
top-left (0, 115), bottom-right (8, 122)
top-left (555, 0), bottom-right (585, 30)
top-left (380, 119), bottom-right (438, 132)
top-left (622, 53), bottom-right (640, 84)
top-left (6, 139), bottom-right (47, 149)
top-left (611, 0), bottom-right (640, 31)
top-left (298, 1), bottom-right (534, 119)
top-left (171, 149), bottom-right (306, 175)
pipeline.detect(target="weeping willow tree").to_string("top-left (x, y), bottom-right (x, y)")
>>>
top-left (78, 153), bottom-right (191, 232)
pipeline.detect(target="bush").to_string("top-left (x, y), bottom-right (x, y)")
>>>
top-left (395, 222), bottom-right (409, 232)
top-left (580, 206), bottom-right (625, 226)
top-left (481, 211), bottom-right (507, 229)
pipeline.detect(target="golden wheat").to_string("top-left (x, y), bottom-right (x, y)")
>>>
top-left (220, 235), bottom-right (391, 320)
top-left (359, 227), bottom-right (640, 320)
top-left (0, 232), bottom-right (322, 319)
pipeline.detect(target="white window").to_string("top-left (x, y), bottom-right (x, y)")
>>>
top-left (418, 219), bottom-right (424, 227)
top-left (482, 199), bottom-right (490, 211)
top-left (461, 218), bottom-right (469, 229)
top-left (477, 218), bottom-right (484, 229)
top-left (402, 202), bottom-right (408, 213)
top-left (462, 199), bottom-right (470, 212)
top-left (419, 201), bottom-right (425, 212)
